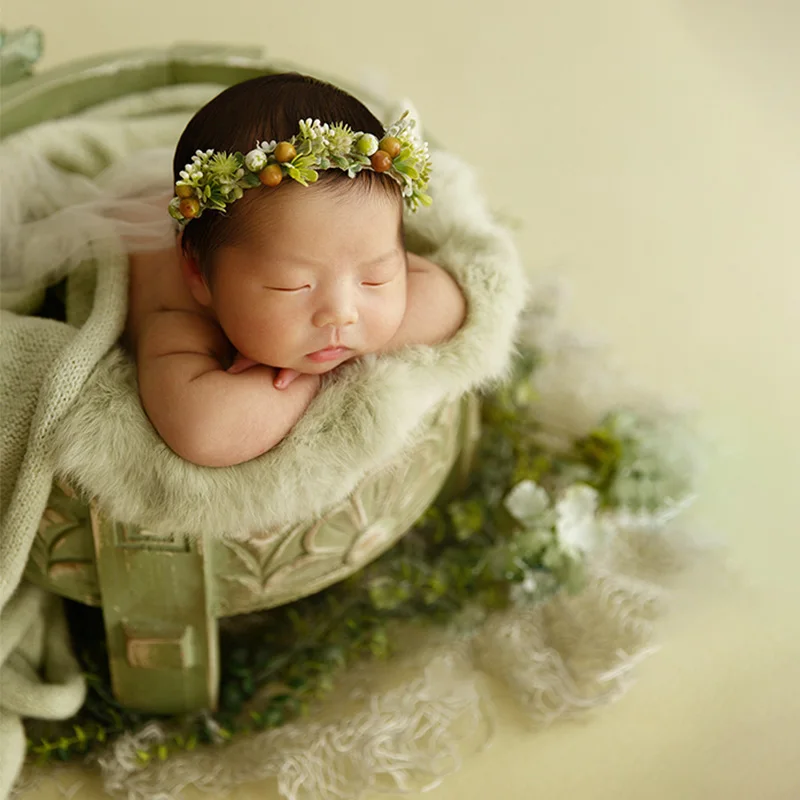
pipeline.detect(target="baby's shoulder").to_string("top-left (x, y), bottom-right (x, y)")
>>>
top-left (136, 308), bottom-right (231, 365)
top-left (125, 245), bottom-right (230, 365)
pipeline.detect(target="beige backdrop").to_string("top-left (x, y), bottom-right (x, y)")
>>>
top-left (3, 1), bottom-right (799, 798)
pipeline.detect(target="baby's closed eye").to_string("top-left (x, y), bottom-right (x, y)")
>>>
top-left (264, 273), bottom-right (399, 291)
top-left (264, 284), bottom-right (311, 292)
top-left (360, 264), bottom-right (404, 287)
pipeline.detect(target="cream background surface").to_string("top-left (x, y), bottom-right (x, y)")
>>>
top-left (3, 1), bottom-right (799, 798)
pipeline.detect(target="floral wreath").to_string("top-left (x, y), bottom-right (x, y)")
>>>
top-left (168, 111), bottom-right (432, 226)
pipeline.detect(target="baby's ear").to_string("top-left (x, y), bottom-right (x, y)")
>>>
top-left (177, 241), bottom-right (212, 307)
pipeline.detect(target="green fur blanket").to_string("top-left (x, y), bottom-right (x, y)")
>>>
top-left (0, 83), bottom-right (525, 796)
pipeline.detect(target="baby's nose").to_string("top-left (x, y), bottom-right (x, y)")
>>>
top-left (312, 303), bottom-right (358, 328)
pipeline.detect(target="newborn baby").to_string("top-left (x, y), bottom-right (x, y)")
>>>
top-left (123, 73), bottom-right (465, 468)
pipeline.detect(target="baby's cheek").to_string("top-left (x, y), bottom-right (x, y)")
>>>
top-left (372, 296), bottom-right (406, 343)
top-left (230, 305), bottom-right (292, 361)
top-left (254, 310), bottom-right (298, 349)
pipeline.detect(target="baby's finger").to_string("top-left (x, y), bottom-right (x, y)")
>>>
top-left (227, 355), bottom-right (259, 374)
top-left (274, 369), bottom-right (300, 389)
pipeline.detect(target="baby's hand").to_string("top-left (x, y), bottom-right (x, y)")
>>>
top-left (273, 368), bottom-right (300, 390)
top-left (227, 354), bottom-right (260, 374)
top-left (227, 353), bottom-right (300, 390)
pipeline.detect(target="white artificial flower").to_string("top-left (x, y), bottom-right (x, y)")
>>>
top-left (325, 124), bottom-right (355, 157)
top-left (356, 133), bottom-right (379, 156)
top-left (510, 568), bottom-right (539, 605)
top-left (299, 119), bottom-right (316, 139)
top-left (511, 568), bottom-right (540, 605)
top-left (520, 570), bottom-right (538, 594)
top-left (555, 484), bottom-right (600, 557)
top-left (504, 480), bottom-right (550, 527)
top-left (244, 149), bottom-right (268, 172)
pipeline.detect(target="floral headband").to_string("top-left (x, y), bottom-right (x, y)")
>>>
top-left (169, 111), bottom-right (432, 226)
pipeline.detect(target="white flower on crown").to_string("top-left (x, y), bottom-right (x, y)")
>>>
top-left (324, 122), bottom-right (356, 158)
top-left (244, 149), bottom-right (268, 172)
top-left (356, 133), bottom-right (379, 156)
top-left (298, 118), bottom-right (327, 139)
top-left (384, 106), bottom-right (424, 146)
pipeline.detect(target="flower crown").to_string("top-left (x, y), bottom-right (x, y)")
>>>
top-left (169, 111), bottom-right (432, 227)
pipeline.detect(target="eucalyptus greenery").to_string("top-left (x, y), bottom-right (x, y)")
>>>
top-left (24, 343), bottom-right (694, 767)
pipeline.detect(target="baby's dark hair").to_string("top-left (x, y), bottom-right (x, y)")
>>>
top-left (174, 73), bottom-right (401, 280)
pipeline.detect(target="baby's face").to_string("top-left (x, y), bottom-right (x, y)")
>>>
top-left (206, 184), bottom-right (407, 373)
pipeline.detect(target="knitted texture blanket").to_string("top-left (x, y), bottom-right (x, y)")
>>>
top-left (0, 83), bottom-right (526, 796)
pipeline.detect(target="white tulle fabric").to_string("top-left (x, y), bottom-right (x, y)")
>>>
top-left (0, 147), bottom-right (175, 295)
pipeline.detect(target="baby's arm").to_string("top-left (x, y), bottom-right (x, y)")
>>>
top-left (382, 253), bottom-right (467, 352)
top-left (136, 310), bottom-right (320, 467)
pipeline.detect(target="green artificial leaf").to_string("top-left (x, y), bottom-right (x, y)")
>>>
top-left (394, 162), bottom-right (420, 180)
top-left (285, 166), bottom-right (307, 185)
top-left (448, 499), bottom-right (484, 541)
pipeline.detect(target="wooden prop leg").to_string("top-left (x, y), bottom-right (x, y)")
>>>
top-left (90, 506), bottom-right (219, 714)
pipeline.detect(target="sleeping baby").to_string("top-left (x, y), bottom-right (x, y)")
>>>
top-left (123, 73), bottom-right (466, 468)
